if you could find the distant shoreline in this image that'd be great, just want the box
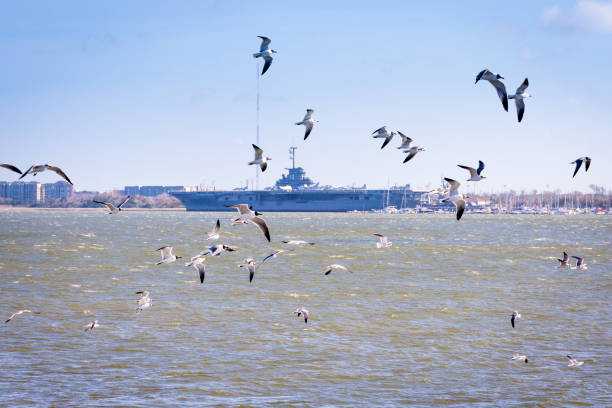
[0,206,186,211]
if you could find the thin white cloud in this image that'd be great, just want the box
[543,1,612,33]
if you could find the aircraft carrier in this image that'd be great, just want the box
[170,147,422,212]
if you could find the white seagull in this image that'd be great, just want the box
[324,264,351,275]
[570,157,591,178]
[475,68,508,111]
[282,240,315,246]
[19,164,73,185]
[249,144,271,172]
[239,258,257,283]
[372,126,396,149]
[226,204,271,242]
[374,233,392,248]
[441,178,468,221]
[5,309,39,323]
[508,78,531,122]
[566,355,584,367]
[207,219,221,241]
[511,311,521,328]
[293,307,310,324]
[194,244,236,258]
[93,195,131,214]
[253,36,276,75]
[83,320,99,332]
[1,163,22,175]
[511,353,528,363]
[295,109,318,140]
[558,251,570,267]
[156,246,182,265]
[457,161,486,181]
[571,256,587,270]
[260,249,293,265]
[136,295,152,312]
[403,145,425,163]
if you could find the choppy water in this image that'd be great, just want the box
[1,210,611,407]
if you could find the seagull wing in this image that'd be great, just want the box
[444,178,461,195]
[397,131,412,145]
[303,109,313,120]
[572,159,583,178]
[117,195,131,209]
[380,134,394,149]
[571,256,583,266]
[193,260,206,283]
[372,126,386,135]
[304,122,313,140]
[585,157,591,172]
[458,165,478,178]
[260,162,268,172]
[477,160,485,175]
[248,264,255,282]
[226,204,252,214]
[258,36,271,52]
[249,216,271,242]
[1,164,22,175]
[516,78,529,94]
[47,166,73,185]
[511,314,515,328]
[19,165,35,180]
[212,219,220,234]
[489,79,508,111]
[158,246,173,258]
[515,98,525,123]
[261,55,273,75]
[475,68,489,83]
[403,151,418,163]
[455,199,466,220]
[93,200,116,211]
[252,144,263,159]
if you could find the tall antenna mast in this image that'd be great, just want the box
[255,62,260,190]
[289,146,297,169]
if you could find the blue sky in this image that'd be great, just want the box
[1,1,611,193]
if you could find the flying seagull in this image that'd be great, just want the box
[324,264,351,275]
[249,144,271,172]
[239,258,257,282]
[83,320,99,332]
[396,132,413,151]
[374,233,392,248]
[372,126,396,149]
[253,36,276,75]
[226,204,271,242]
[5,309,39,323]
[156,246,182,265]
[475,68,508,111]
[571,256,587,270]
[293,307,310,324]
[508,78,531,122]
[511,353,528,363]
[570,157,591,178]
[566,355,584,367]
[403,145,425,163]
[193,244,236,258]
[207,219,221,241]
[93,195,131,214]
[19,164,73,185]
[558,251,569,266]
[1,164,22,175]
[282,240,315,246]
[260,249,292,266]
[457,161,486,181]
[511,311,521,328]
[441,178,468,220]
[188,257,206,283]
[295,109,318,140]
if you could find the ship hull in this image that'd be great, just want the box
[171,190,421,212]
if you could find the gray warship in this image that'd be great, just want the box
[170,147,421,212]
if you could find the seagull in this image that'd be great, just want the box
[511,311,521,328]
[1,163,22,175]
[207,219,221,241]
[93,195,131,214]
[282,240,315,246]
[558,251,570,266]
[441,178,468,220]
[226,204,270,242]
[136,297,152,312]
[475,68,508,111]
[239,258,257,282]
[324,264,351,275]
[566,355,584,367]
[188,257,206,283]
[373,233,392,248]
[253,36,276,75]
[371,126,396,149]
[570,157,591,178]
[5,309,39,323]
[260,249,293,266]
[457,161,486,181]
[293,307,310,324]
[19,164,73,185]
[403,145,425,163]
[511,353,528,363]
[295,109,318,140]
[396,132,413,151]
[571,256,587,270]
[156,246,182,265]
[508,78,531,122]
[195,244,236,258]
[249,144,271,172]
[83,320,99,332]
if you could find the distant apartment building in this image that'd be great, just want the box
[123,185,185,197]
[0,181,43,204]
[42,181,73,201]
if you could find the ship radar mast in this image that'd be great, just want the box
[289,146,297,169]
